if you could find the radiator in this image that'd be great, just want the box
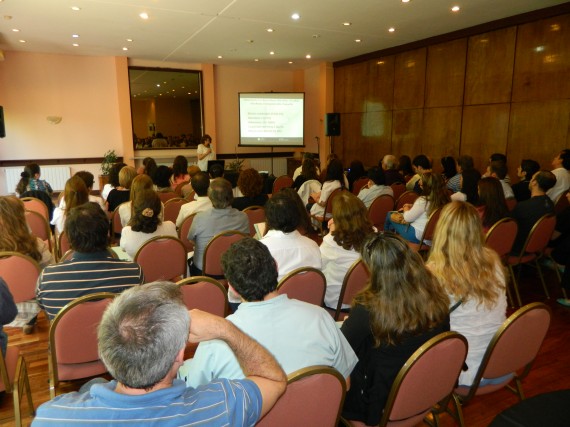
[5,166,71,193]
[248,158,287,177]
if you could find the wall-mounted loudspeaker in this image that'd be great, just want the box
[0,106,5,138]
[325,113,341,137]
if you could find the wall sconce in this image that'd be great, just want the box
[46,116,62,125]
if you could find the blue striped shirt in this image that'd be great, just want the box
[32,379,262,426]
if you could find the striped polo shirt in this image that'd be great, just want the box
[36,251,144,320]
[32,378,262,426]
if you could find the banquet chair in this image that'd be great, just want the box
[407,208,442,257]
[330,259,369,321]
[272,175,294,194]
[48,293,116,398]
[455,303,551,408]
[257,365,346,427]
[243,205,265,237]
[390,183,406,201]
[25,209,54,253]
[395,191,418,210]
[178,213,197,253]
[276,267,326,307]
[134,235,187,282]
[174,180,190,196]
[57,230,71,261]
[344,332,468,427]
[368,194,395,231]
[0,346,34,427]
[505,198,517,211]
[110,202,127,245]
[158,191,178,204]
[163,197,188,224]
[553,190,568,214]
[202,230,248,281]
[20,196,49,221]
[506,214,556,306]
[0,252,41,303]
[352,177,369,195]
[485,218,518,307]
[177,276,228,317]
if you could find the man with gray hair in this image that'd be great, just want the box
[188,177,249,275]
[381,154,405,185]
[33,282,287,426]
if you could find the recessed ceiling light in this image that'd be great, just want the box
[126,38,133,42]
[72,34,79,38]
[254,58,259,62]
[377,61,385,65]
[355,39,361,43]
[19,39,26,43]
[217,55,223,59]
[270,51,275,55]
[139,12,149,19]
[156,84,161,87]
[72,43,79,47]
[12,29,19,32]
[122,47,128,51]
[291,13,300,20]
[402,0,411,3]
[343,22,351,26]
[388,27,395,32]
[305,54,311,59]
[288,61,293,64]
[71,6,81,11]
[451,6,460,12]
[266,28,274,33]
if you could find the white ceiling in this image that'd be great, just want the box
[0,0,566,69]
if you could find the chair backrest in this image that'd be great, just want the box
[158,191,179,203]
[0,345,18,393]
[20,197,49,221]
[352,177,369,195]
[243,205,266,237]
[48,293,116,398]
[456,302,551,403]
[368,194,395,231]
[521,213,556,255]
[0,346,33,426]
[110,202,127,244]
[174,180,190,196]
[380,332,468,427]
[417,207,442,247]
[177,276,228,317]
[554,190,569,214]
[163,197,188,224]
[202,230,248,277]
[276,267,326,307]
[257,366,346,427]
[184,189,196,201]
[134,236,187,282]
[395,191,419,210]
[24,209,53,252]
[273,175,294,194]
[323,188,344,219]
[57,230,71,261]
[390,182,407,201]
[505,198,517,211]
[0,252,41,303]
[485,217,518,260]
[178,214,197,253]
[334,259,369,320]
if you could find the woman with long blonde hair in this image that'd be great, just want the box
[426,201,507,386]
[341,233,449,425]
[51,175,89,234]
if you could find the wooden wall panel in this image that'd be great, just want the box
[507,100,570,172]
[421,107,462,162]
[460,104,510,171]
[333,66,347,113]
[366,57,394,112]
[393,48,427,110]
[343,62,369,113]
[425,39,467,108]
[392,109,423,158]
[464,27,516,105]
[512,14,570,102]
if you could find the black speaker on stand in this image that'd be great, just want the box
[325,113,340,156]
[0,106,5,138]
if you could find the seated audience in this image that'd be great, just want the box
[381,154,405,185]
[484,153,511,184]
[261,191,322,282]
[488,160,514,199]
[346,160,366,192]
[0,279,17,357]
[187,178,249,276]
[321,192,374,310]
[180,238,357,387]
[310,158,345,220]
[510,170,556,254]
[441,156,457,183]
[357,166,394,208]
[384,172,450,244]
[450,168,481,204]
[51,175,90,235]
[547,149,570,202]
[427,201,507,386]
[397,155,415,182]
[512,159,540,202]
[37,202,143,320]
[119,174,156,227]
[292,153,319,181]
[406,154,432,192]
[34,282,286,425]
[120,190,177,260]
[171,155,190,189]
[447,154,474,193]
[280,187,313,236]
[75,171,105,210]
[176,172,212,228]
[341,233,450,425]
[293,157,320,190]
[106,166,137,212]
[232,168,268,211]
[153,165,174,193]
[15,162,53,196]
[137,157,157,180]
[476,177,509,233]
[101,162,126,201]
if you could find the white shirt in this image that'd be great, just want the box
[197,144,215,172]
[175,196,213,228]
[320,233,360,309]
[450,192,467,202]
[357,184,394,209]
[52,195,106,234]
[403,197,430,240]
[101,183,114,201]
[297,179,321,205]
[310,180,341,218]
[120,221,177,260]
[547,167,570,202]
[260,229,322,282]
[501,180,515,199]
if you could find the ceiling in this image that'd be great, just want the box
[0,0,566,70]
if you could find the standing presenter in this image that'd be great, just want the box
[197,134,216,172]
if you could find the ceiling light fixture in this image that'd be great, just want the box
[288,61,293,64]
[305,54,311,59]
[126,38,133,42]
[72,34,79,38]
[343,22,351,26]
[72,43,79,47]
[19,39,26,43]
[270,51,275,55]
[402,0,410,3]
[12,29,19,32]
[254,58,259,62]
[451,6,460,12]
[71,6,81,11]
[291,13,300,20]
[355,39,361,43]
[139,12,149,19]
[122,47,128,51]
[266,28,274,32]
[388,27,395,32]
[217,55,223,58]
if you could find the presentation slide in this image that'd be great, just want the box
[239,93,304,147]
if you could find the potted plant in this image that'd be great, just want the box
[99,150,118,192]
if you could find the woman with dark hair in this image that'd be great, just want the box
[397,155,414,182]
[341,233,450,425]
[120,190,177,259]
[15,162,53,196]
[346,160,366,192]
[293,157,320,190]
[138,157,158,181]
[309,158,345,220]
[451,168,481,204]
[232,168,268,211]
[171,155,190,189]
[477,177,509,232]
[384,172,450,243]
[512,159,540,202]
[441,156,458,182]
[51,175,90,234]
[153,165,174,192]
[279,187,312,236]
[197,134,216,172]
[101,162,126,201]
[321,192,374,310]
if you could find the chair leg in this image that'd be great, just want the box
[535,260,550,299]
[508,265,522,307]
